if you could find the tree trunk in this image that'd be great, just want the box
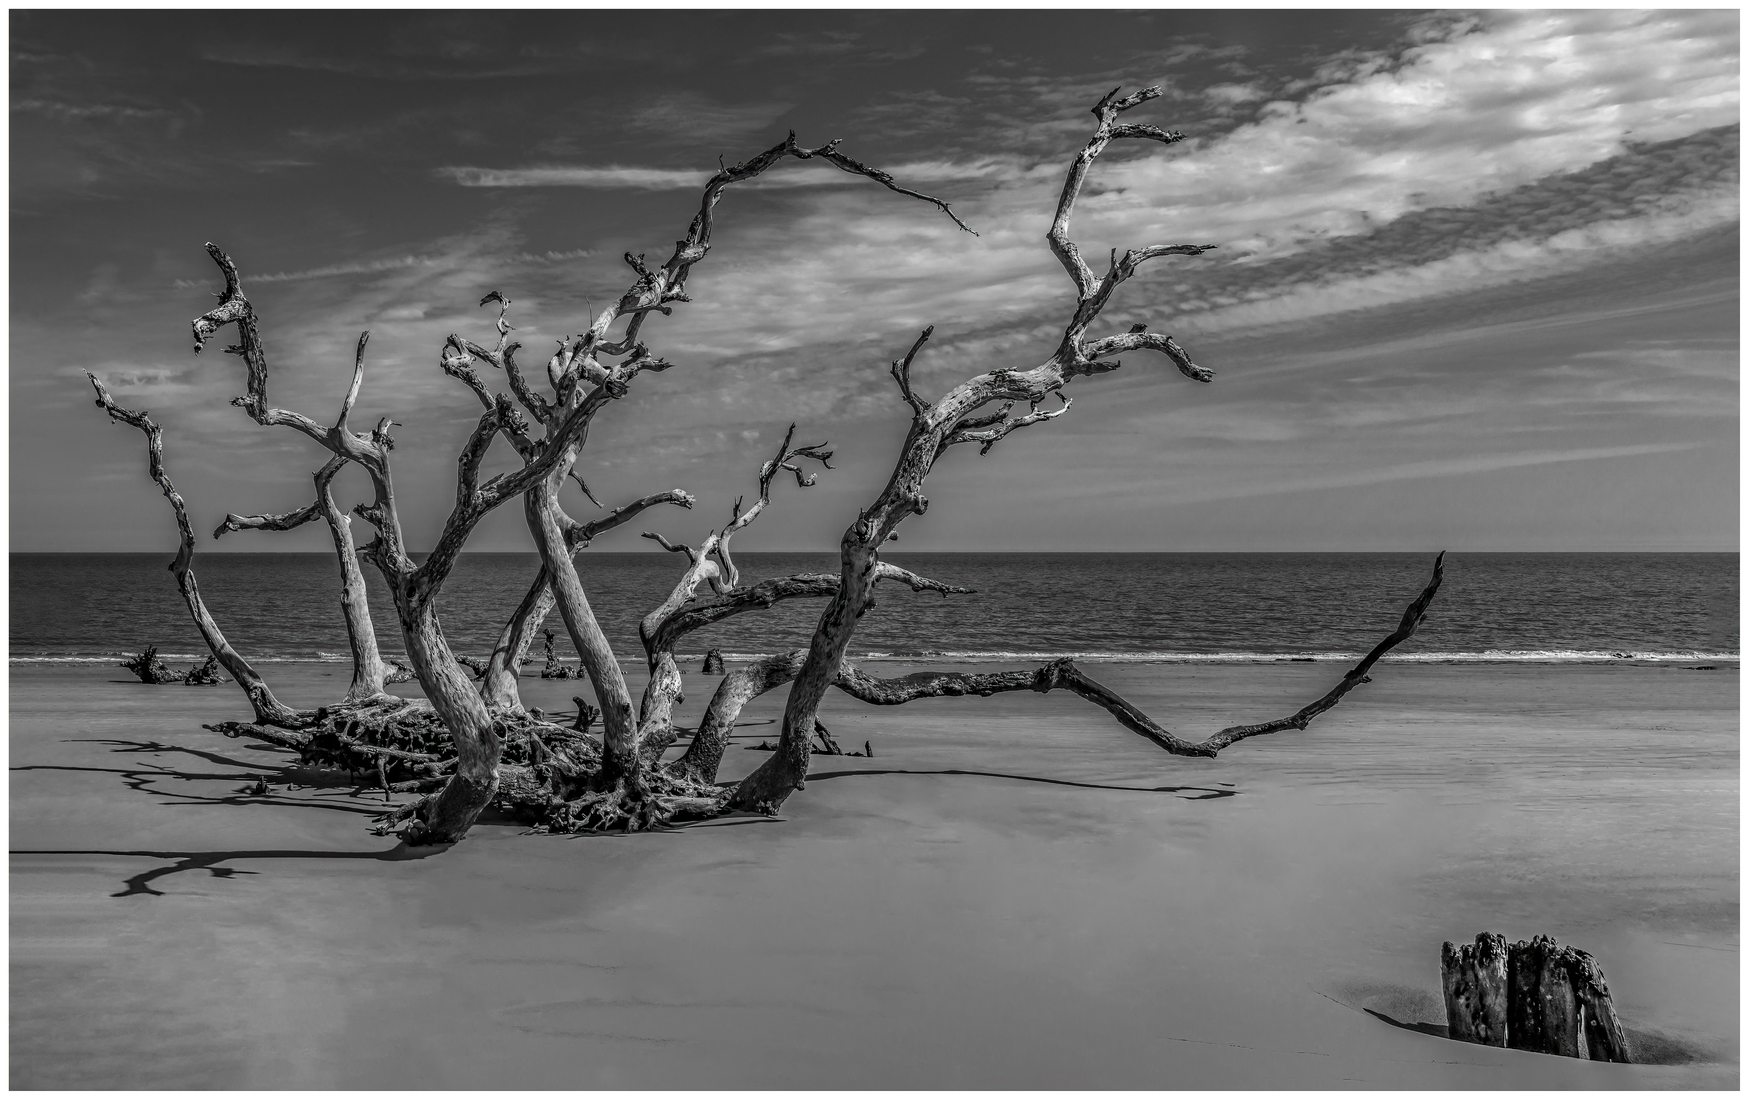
[671,651,808,784]
[482,564,556,710]
[1568,948,1633,1063]
[395,596,501,846]
[636,649,685,754]
[1507,934,1585,1058]
[527,467,641,786]
[316,470,389,703]
[1441,933,1509,1046]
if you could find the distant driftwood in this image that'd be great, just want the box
[1441,933,1631,1062]
[121,646,227,685]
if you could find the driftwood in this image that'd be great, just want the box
[701,648,725,675]
[90,87,1456,847]
[1440,933,1509,1046]
[540,630,582,679]
[121,646,184,684]
[570,696,599,734]
[182,654,226,685]
[1441,932,1632,1062]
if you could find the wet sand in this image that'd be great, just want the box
[9,659,1739,1088]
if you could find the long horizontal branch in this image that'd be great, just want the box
[831,553,1446,756]
[649,562,971,655]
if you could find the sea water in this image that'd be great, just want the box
[9,551,1737,666]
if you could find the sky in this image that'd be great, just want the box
[10,9,1739,553]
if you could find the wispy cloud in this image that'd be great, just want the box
[437,158,1014,190]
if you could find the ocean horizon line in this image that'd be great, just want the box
[9,548,1740,557]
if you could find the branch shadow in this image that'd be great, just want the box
[20,739,404,817]
[1364,1007,1449,1039]
[804,767,1238,799]
[11,843,439,898]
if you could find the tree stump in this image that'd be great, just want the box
[1440,932,1508,1046]
[702,648,725,675]
[571,696,599,734]
[1441,932,1632,1062]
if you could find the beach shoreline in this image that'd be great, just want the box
[9,659,1739,1088]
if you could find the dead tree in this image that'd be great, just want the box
[158,128,970,842]
[474,135,971,830]
[213,454,391,704]
[185,252,638,844]
[92,87,1447,847]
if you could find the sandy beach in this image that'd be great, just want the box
[9,658,1738,1089]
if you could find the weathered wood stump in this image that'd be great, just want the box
[121,646,184,684]
[570,696,599,734]
[541,630,581,679]
[1441,932,1632,1062]
[1440,932,1508,1046]
[384,660,416,685]
[182,654,226,685]
[701,648,725,675]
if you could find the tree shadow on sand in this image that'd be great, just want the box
[12,739,452,897]
[16,739,397,816]
[12,844,442,898]
[805,767,1238,799]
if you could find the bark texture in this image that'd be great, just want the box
[1441,933,1509,1046]
[1441,932,1633,1062]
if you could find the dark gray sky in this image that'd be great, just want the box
[12,10,1739,552]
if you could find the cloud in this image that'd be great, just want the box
[12,98,174,122]
[437,157,1015,190]
[1139,441,1708,507]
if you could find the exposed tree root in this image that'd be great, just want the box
[182,654,227,685]
[121,646,186,684]
[211,697,601,786]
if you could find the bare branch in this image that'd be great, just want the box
[1080,326,1214,383]
[590,132,973,362]
[943,392,1073,455]
[889,325,934,415]
[190,244,385,468]
[647,563,973,667]
[711,423,834,589]
[1199,552,1446,751]
[642,530,698,561]
[335,331,369,435]
[87,373,196,570]
[85,371,304,727]
[440,335,495,410]
[567,489,694,549]
[190,244,332,448]
[1044,86,1210,363]
[214,454,349,539]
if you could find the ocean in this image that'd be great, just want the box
[8,551,1737,667]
